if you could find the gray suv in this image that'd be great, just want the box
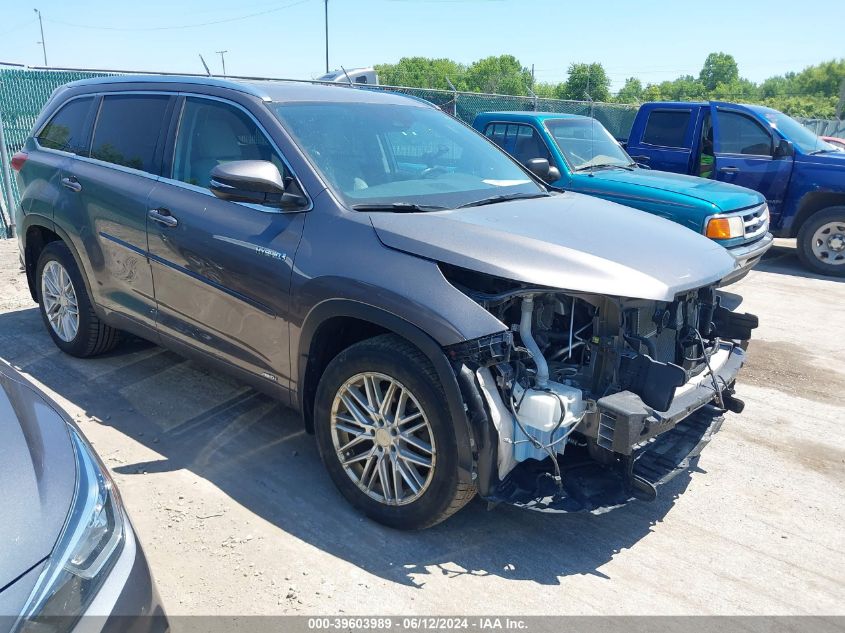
[13,76,757,529]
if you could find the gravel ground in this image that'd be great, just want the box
[0,237,843,617]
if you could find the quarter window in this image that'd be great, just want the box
[91,95,170,173]
[37,97,94,154]
[642,110,691,148]
[716,111,773,156]
[172,97,291,190]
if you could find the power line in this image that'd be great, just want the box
[0,17,36,38]
[43,0,311,32]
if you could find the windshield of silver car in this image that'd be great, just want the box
[271,102,544,209]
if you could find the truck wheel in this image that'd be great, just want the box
[797,207,845,277]
[36,242,120,357]
[314,334,476,529]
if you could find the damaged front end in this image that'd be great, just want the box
[442,263,758,513]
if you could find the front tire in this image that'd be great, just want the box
[314,334,475,529]
[797,207,845,277]
[36,241,120,357]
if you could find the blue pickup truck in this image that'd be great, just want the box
[625,102,845,276]
[473,112,772,283]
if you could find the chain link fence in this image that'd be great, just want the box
[1,66,842,235]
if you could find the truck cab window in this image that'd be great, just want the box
[642,110,691,148]
[716,111,773,156]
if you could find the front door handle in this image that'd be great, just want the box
[60,176,82,193]
[719,166,740,173]
[148,208,178,228]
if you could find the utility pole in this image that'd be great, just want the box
[216,50,228,77]
[34,9,47,66]
[324,0,329,73]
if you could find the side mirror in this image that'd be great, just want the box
[209,160,307,209]
[774,139,794,158]
[524,158,559,183]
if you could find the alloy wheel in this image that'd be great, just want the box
[330,372,436,506]
[41,260,80,342]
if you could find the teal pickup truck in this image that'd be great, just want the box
[473,112,773,282]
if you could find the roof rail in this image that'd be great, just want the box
[62,75,274,101]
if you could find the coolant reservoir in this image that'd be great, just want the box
[512,381,585,462]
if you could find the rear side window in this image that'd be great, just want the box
[642,110,691,148]
[716,111,773,156]
[91,95,170,173]
[37,97,94,153]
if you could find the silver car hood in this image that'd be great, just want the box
[0,364,75,594]
[370,192,737,301]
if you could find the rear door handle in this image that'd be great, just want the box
[148,208,178,228]
[719,166,740,173]
[61,176,82,193]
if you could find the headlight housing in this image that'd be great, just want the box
[705,215,745,240]
[16,426,125,632]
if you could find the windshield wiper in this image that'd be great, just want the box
[808,148,835,155]
[456,192,551,209]
[575,163,634,172]
[351,202,447,213]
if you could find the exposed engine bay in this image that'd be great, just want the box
[441,263,758,512]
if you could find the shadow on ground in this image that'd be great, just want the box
[756,242,844,283]
[0,307,697,587]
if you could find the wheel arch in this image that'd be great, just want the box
[21,216,97,309]
[296,299,477,484]
[791,191,845,237]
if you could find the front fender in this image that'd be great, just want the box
[297,298,480,487]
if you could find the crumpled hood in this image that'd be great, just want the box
[590,168,764,212]
[0,364,75,593]
[370,192,737,301]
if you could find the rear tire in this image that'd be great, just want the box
[36,241,120,357]
[314,334,475,529]
[797,207,845,277]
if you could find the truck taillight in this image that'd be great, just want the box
[11,151,28,172]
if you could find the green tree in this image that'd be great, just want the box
[374,57,466,90]
[615,77,643,103]
[463,55,533,95]
[561,63,611,102]
[642,84,663,102]
[655,75,706,101]
[699,52,739,91]
[533,82,561,98]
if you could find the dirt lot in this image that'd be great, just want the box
[1,237,843,616]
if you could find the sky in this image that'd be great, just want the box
[0,0,841,92]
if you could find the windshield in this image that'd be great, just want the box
[752,107,837,154]
[270,102,542,209]
[545,118,634,171]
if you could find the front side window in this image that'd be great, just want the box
[485,123,554,166]
[172,97,292,190]
[545,118,633,172]
[91,95,170,172]
[716,111,772,156]
[642,110,691,148]
[37,97,94,154]
[271,103,539,209]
